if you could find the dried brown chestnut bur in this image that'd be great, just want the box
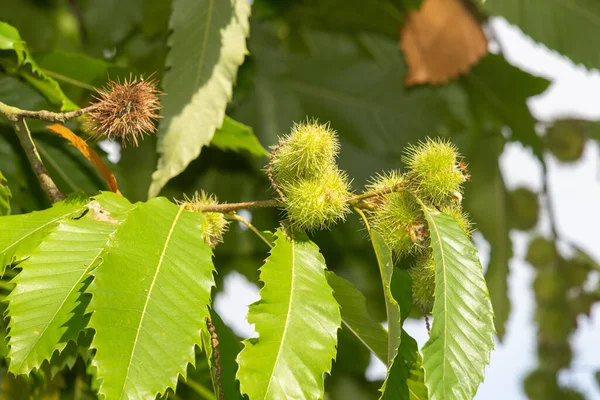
[86,76,162,146]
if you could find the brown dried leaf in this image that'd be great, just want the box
[400,0,488,86]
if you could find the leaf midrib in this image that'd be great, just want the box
[118,206,184,399]
[426,210,448,395]
[193,0,215,89]
[264,239,296,398]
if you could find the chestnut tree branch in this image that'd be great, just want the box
[197,184,404,213]
[0,101,97,124]
[12,118,65,203]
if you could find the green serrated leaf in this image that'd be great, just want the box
[0,21,77,111]
[483,0,600,70]
[88,197,215,399]
[370,230,401,366]
[149,0,251,196]
[0,196,88,272]
[210,116,269,157]
[420,210,495,400]
[0,171,11,215]
[326,271,388,363]
[236,229,341,399]
[5,192,133,375]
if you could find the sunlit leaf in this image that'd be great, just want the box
[88,197,215,399]
[5,193,132,374]
[236,229,341,399]
[149,0,251,196]
[420,209,495,400]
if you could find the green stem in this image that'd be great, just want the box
[228,213,274,248]
[12,118,64,203]
[180,378,217,400]
[42,69,96,91]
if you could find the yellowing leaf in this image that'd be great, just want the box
[46,124,121,194]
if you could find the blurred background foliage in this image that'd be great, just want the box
[0,0,599,399]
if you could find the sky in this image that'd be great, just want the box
[212,17,600,400]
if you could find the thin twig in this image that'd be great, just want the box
[13,118,64,203]
[228,213,274,248]
[347,183,403,206]
[0,101,97,123]
[541,160,559,240]
[353,206,372,234]
[424,314,431,336]
[206,318,223,400]
[198,199,283,213]
[43,69,95,91]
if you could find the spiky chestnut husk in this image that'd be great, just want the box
[271,120,340,184]
[178,191,229,248]
[403,138,466,206]
[370,189,425,257]
[507,187,539,231]
[363,170,404,208]
[526,237,558,269]
[440,204,472,236]
[85,76,162,146]
[283,167,351,232]
[409,252,435,313]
